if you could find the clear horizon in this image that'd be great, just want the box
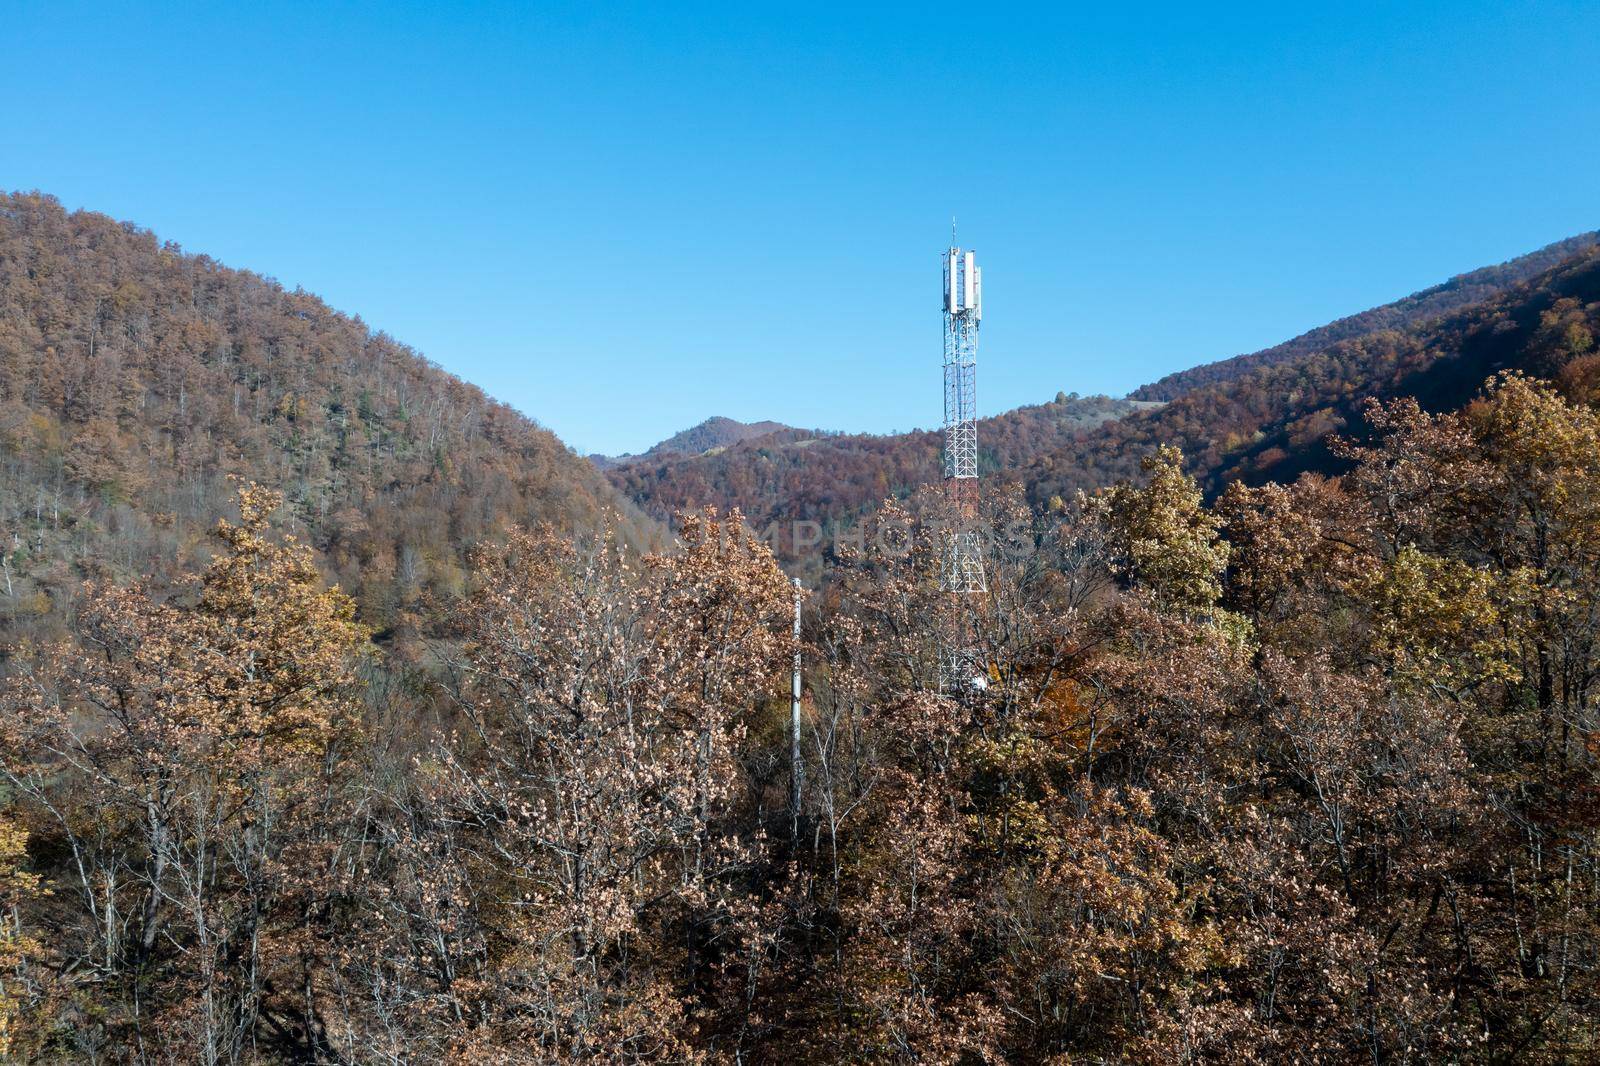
[7,1,1599,455]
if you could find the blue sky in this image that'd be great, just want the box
[5,2,1598,455]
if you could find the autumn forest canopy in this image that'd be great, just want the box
[6,192,1600,1063]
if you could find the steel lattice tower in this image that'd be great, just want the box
[942,243,985,595]
[940,241,986,695]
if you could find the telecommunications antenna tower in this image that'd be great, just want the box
[941,231,986,692]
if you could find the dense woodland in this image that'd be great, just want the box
[1,198,1600,1062]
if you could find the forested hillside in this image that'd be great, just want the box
[0,193,655,646]
[1021,242,1600,507]
[1132,228,1600,401]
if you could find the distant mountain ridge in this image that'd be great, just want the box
[592,415,819,468]
[1132,230,1600,401]
[649,416,810,457]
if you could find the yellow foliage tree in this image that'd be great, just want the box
[1093,445,1230,616]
